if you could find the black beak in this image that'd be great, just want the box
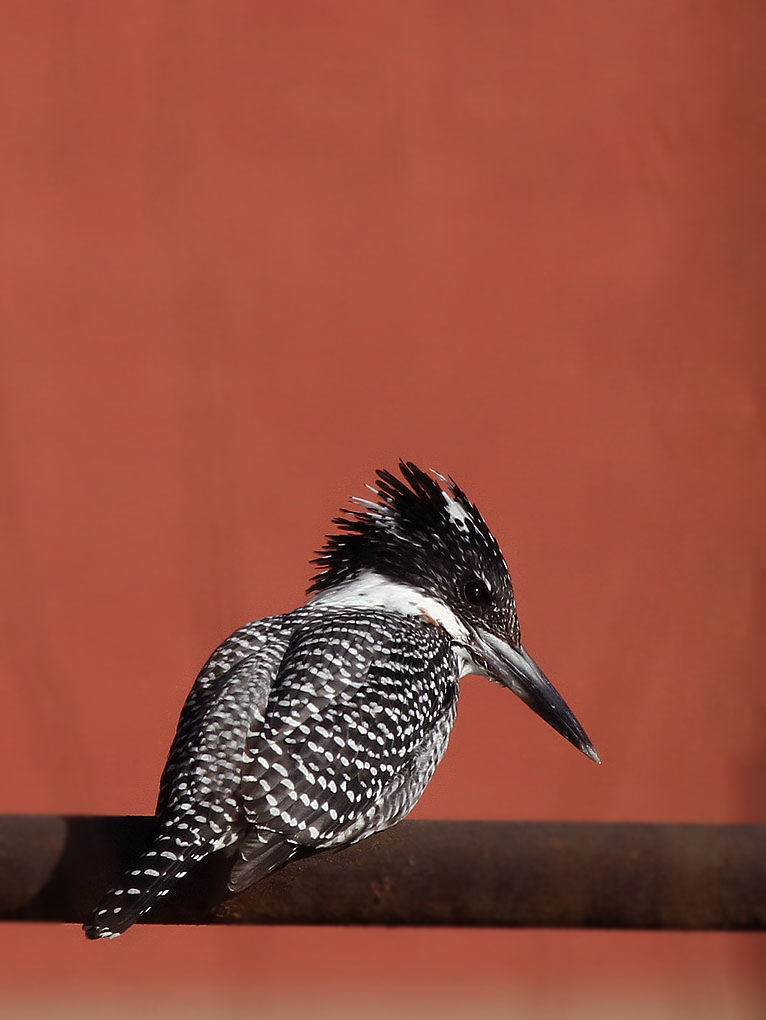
[472,629,600,763]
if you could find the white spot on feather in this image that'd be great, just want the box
[442,492,470,528]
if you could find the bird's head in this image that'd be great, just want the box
[310,461,599,763]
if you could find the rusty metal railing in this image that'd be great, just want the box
[1,816,764,930]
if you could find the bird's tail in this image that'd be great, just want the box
[83,829,204,939]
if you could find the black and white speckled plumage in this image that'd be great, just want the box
[84,462,597,939]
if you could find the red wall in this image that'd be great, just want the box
[1,2,764,1014]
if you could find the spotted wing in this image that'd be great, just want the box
[156,615,295,822]
[236,610,458,875]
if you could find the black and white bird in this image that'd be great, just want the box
[84,462,598,939]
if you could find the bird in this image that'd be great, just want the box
[84,461,598,939]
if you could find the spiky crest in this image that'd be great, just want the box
[308,461,509,607]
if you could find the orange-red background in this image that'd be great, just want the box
[1,2,764,1016]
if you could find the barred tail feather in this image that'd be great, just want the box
[83,831,203,939]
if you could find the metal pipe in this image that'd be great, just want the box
[1,816,764,930]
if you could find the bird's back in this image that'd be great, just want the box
[239,608,459,848]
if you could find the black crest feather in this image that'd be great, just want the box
[308,461,504,595]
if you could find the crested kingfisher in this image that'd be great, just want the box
[85,461,598,938]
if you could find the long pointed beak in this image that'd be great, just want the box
[472,630,600,763]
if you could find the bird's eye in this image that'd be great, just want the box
[463,577,492,606]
